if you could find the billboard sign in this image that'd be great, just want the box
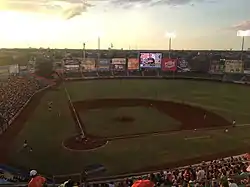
[139,52,162,69]
[97,59,110,71]
[82,58,96,71]
[209,59,225,74]
[111,58,126,65]
[161,58,177,71]
[244,70,250,74]
[127,58,139,70]
[63,58,80,65]
[111,58,126,71]
[177,59,190,72]
[64,64,80,71]
[225,60,244,73]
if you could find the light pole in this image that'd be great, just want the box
[82,42,86,62]
[98,36,100,50]
[165,32,176,58]
[237,30,250,61]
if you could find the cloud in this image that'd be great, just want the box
[227,20,250,31]
[0,0,217,18]
[109,0,216,8]
[0,0,95,19]
[63,2,94,19]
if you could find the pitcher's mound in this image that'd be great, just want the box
[63,135,107,151]
[113,116,135,123]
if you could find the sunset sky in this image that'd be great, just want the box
[0,0,249,50]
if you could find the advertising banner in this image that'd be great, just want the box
[63,58,80,65]
[81,58,96,71]
[111,58,126,65]
[209,59,225,74]
[64,64,80,72]
[177,59,190,72]
[225,60,244,73]
[139,52,162,69]
[244,70,250,74]
[161,58,177,71]
[127,58,139,70]
[97,59,110,71]
[111,58,126,71]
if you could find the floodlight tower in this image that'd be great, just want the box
[237,30,250,61]
[165,32,176,58]
[82,42,86,62]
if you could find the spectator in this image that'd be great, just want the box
[0,75,48,133]
[228,178,238,187]
[28,170,46,187]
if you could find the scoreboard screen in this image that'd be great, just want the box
[139,52,162,68]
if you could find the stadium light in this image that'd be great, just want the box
[237,30,250,60]
[82,42,87,62]
[165,32,176,58]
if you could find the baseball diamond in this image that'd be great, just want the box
[1,78,250,180]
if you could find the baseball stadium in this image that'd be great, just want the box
[0,51,250,186]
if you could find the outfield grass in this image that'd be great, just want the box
[80,107,180,137]
[66,80,250,124]
[7,79,250,177]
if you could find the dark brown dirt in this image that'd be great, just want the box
[73,98,231,130]
[65,98,231,150]
[63,135,107,151]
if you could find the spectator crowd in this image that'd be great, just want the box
[1,155,249,186]
[0,75,49,134]
[84,155,250,187]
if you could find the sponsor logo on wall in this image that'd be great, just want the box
[161,58,177,71]
[224,60,243,73]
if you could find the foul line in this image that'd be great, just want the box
[184,136,211,140]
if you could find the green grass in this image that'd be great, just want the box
[80,107,180,137]
[66,80,250,124]
[7,79,250,177]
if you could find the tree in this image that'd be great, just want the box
[36,60,53,78]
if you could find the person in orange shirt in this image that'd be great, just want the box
[28,170,46,187]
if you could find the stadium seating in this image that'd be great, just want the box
[0,75,49,135]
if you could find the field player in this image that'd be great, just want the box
[48,101,53,111]
[232,119,236,127]
[20,140,33,152]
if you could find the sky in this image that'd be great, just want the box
[0,0,250,50]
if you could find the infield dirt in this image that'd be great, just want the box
[63,98,231,151]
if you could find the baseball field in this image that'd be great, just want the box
[1,79,250,179]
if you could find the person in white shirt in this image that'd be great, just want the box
[232,120,236,127]
[228,178,238,187]
[196,167,205,182]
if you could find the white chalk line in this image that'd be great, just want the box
[184,135,211,140]
[236,124,250,127]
